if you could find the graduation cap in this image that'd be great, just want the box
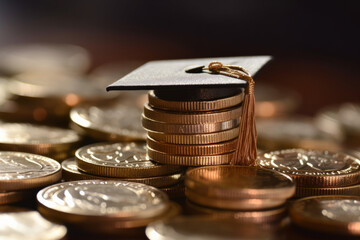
[107,56,272,165]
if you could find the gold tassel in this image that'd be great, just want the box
[206,62,257,166]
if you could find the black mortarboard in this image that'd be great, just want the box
[106,56,272,101]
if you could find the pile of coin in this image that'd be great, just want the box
[257,149,360,198]
[62,142,185,198]
[0,123,81,161]
[0,152,61,205]
[185,165,295,220]
[37,180,181,236]
[143,91,242,166]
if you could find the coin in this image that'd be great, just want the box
[257,149,360,187]
[289,196,360,236]
[0,210,67,240]
[147,127,239,144]
[9,72,116,106]
[147,137,237,155]
[0,43,90,75]
[257,117,342,151]
[295,184,360,198]
[142,115,240,134]
[76,142,183,178]
[37,180,170,227]
[62,158,183,188]
[143,103,242,124]
[186,166,294,199]
[0,152,61,191]
[186,200,286,223]
[70,104,146,141]
[255,84,300,118]
[0,190,35,205]
[0,123,81,155]
[147,147,234,166]
[148,90,243,112]
[146,216,279,240]
[160,183,185,199]
[315,106,345,142]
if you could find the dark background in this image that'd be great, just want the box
[0,0,359,114]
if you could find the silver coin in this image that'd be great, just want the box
[0,152,61,191]
[0,211,67,240]
[257,149,360,176]
[0,123,80,145]
[37,180,169,219]
[70,104,146,141]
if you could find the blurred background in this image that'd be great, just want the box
[0,0,359,114]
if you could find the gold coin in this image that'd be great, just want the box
[62,158,184,188]
[70,104,146,141]
[147,147,233,166]
[0,152,61,191]
[295,184,360,198]
[289,196,360,236]
[186,200,286,223]
[257,149,360,187]
[0,190,35,205]
[147,137,237,156]
[143,103,242,124]
[142,115,240,134]
[75,142,183,178]
[0,210,67,240]
[147,127,239,144]
[37,180,171,229]
[148,90,243,112]
[185,166,295,200]
[186,189,286,210]
[257,117,342,151]
[160,183,185,199]
[0,123,81,156]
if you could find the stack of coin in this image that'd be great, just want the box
[257,117,342,151]
[289,196,360,236]
[62,142,185,198]
[0,123,81,161]
[143,91,242,166]
[37,180,181,236]
[0,152,61,205]
[185,166,295,212]
[3,72,119,125]
[257,149,360,198]
[70,103,147,142]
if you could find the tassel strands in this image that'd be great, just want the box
[206,62,257,165]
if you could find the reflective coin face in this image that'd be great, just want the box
[258,149,360,176]
[76,142,155,168]
[185,166,295,199]
[0,123,80,145]
[146,216,278,240]
[37,180,169,218]
[0,152,61,181]
[70,104,146,140]
[0,211,67,240]
[290,196,360,235]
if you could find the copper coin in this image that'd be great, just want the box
[257,149,360,187]
[185,166,295,200]
[289,195,360,236]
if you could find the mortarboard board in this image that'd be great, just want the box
[107,56,272,101]
[107,56,272,166]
